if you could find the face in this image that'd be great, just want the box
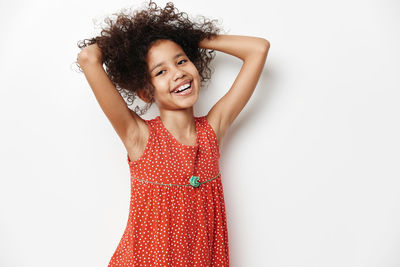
[144,39,201,111]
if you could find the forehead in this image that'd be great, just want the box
[146,39,185,65]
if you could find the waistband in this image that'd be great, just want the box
[131,172,221,187]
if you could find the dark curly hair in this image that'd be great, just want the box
[75,0,223,115]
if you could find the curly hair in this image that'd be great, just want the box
[75,0,223,115]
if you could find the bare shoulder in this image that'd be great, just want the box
[125,110,148,142]
[124,109,150,162]
[205,111,222,147]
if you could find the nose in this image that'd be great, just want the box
[173,67,185,80]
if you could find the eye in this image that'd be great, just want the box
[156,70,165,76]
[178,59,187,65]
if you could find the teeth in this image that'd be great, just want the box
[174,83,191,93]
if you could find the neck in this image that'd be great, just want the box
[159,107,196,137]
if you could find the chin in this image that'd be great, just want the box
[179,94,199,109]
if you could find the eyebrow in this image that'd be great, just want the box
[150,52,186,73]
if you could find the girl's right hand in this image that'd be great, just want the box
[77,43,103,65]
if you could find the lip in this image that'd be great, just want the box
[171,80,192,93]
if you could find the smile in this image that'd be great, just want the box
[172,81,193,96]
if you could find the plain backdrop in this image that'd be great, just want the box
[1,0,399,266]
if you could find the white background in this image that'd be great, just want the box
[1,0,399,266]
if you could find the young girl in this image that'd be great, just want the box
[76,1,269,266]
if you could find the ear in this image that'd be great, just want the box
[137,88,152,103]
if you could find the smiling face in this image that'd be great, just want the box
[144,39,201,111]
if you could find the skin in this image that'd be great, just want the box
[78,34,270,161]
[137,39,201,144]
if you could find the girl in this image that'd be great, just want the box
[76,1,269,266]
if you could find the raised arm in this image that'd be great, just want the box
[77,44,144,148]
[199,34,270,145]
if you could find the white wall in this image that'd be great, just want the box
[1,0,399,266]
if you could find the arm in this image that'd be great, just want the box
[199,34,270,144]
[77,44,143,147]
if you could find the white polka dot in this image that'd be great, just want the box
[108,116,229,266]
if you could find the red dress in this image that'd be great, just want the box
[108,115,230,266]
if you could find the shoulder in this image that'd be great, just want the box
[124,112,154,150]
[204,114,222,147]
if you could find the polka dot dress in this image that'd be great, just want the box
[108,115,230,266]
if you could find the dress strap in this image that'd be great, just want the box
[127,118,153,163]
[201,116,221,159]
